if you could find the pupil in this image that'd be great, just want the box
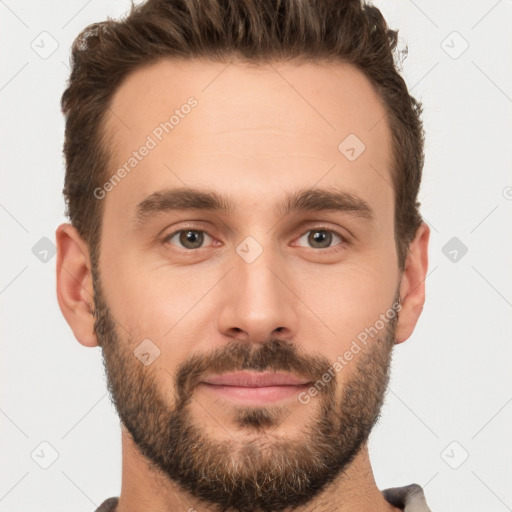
[181,230,203,248]
[310,230,331,248]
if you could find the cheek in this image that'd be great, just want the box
[290,259,398,357]
[100,252,220,378]
[103,264,198,335]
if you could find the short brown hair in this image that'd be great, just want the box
[61,0,424,271]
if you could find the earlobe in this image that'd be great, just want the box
[56,223,100,348]
[395,222,430,344]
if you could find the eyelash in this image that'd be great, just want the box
[161,226,349,253]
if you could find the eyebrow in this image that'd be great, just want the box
[134,186,374,225]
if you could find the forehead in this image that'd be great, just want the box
[102,58,393,222]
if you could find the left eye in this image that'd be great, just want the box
[164,229,213,250]
[296,229,344,250]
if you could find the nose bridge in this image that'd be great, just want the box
[217,237,297,341]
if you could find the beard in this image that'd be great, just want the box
[92,268,398,512]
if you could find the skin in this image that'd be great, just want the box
[56,58,429,512]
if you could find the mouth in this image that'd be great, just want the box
[199,371,312,405]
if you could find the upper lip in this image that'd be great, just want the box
[201,371,311,387]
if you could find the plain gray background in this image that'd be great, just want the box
[1,1,511,511]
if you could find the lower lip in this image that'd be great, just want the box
[199,383,310,405]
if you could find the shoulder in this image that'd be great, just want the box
[94,497,119,512]
[382,483,432,511]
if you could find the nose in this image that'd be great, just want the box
[217,245,299,344]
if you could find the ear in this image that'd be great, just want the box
[56,223,99,347]
[395,221,430,344]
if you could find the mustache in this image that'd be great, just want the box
[174,338,334,402]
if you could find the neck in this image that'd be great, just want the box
[116,428,400,512]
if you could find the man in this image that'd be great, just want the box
[56,0,431,510]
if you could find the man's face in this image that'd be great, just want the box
[94,58,400,510]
